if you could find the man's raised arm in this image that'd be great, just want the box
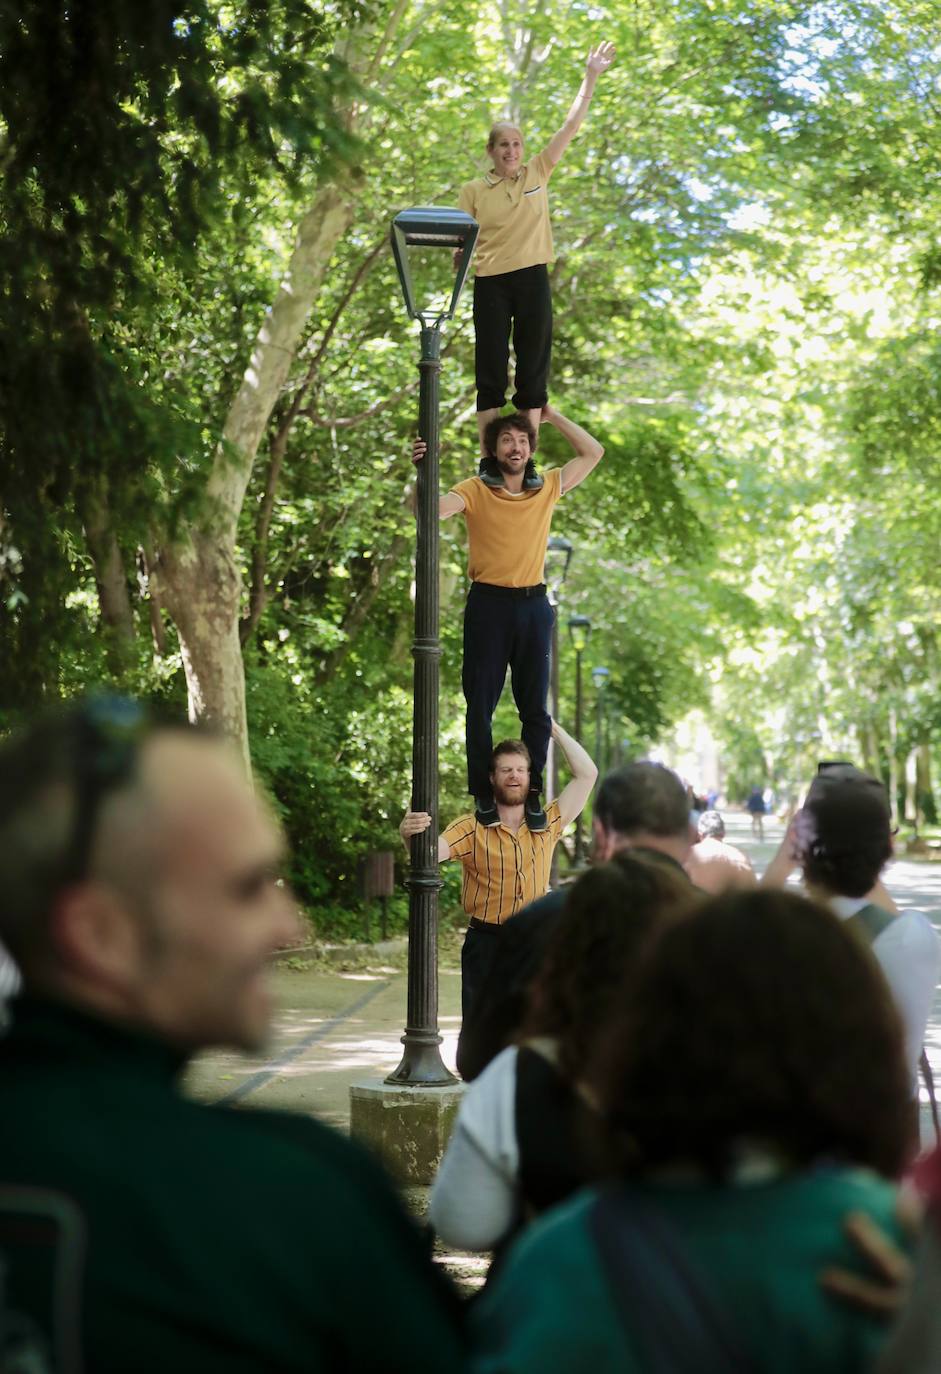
[552,719,598,828]
[543,406,604,494]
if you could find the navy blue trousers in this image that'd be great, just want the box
[463,582,553,797]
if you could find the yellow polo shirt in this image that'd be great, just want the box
[451,468,563,587]
[458,152,554,277]
[443,800,564,924]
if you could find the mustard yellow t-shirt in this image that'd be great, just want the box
[443,800,564,923]
[451,468,563,587]
[458,152,554,277]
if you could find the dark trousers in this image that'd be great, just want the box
[461,921,505,1025]
[473,265,552,412]
[463,582,553,797]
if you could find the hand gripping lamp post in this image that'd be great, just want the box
[388,207,478,1085]
[568,614,592,867]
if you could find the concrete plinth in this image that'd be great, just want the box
[349,1080,465,1186]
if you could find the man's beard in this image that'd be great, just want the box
[497,455,526,476]
[493,778,528,806]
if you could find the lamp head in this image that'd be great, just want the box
[567,613,592,654]
[391,207,479,323]
[545,535,573,592]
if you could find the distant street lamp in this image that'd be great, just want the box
[545,537,573,887]
[591,665,610,778]
[387,206,478,1086]
[568,614,592,866]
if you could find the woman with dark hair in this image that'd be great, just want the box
[429,853,697,1254]
[471,890,915,1373]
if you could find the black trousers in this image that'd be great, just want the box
[461,921,505,1026]
[473,265,552,412]
[463,582,553,797]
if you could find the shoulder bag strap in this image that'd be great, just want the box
[588,1185,759,1374]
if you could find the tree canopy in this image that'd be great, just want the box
[3,0,941,926]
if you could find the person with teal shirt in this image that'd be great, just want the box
[472,890,915,1373]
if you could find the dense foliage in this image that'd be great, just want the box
[3,0,941,929]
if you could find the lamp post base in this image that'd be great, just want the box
[349,1079,465,1186]
[385,1030,459,1087]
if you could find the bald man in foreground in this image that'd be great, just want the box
[0,699,464,1373]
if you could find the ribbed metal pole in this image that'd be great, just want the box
[387,322,456,1085]
[548,603,561,888]
[573,648,585,867]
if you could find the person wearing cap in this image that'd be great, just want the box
[762,764,941,1095]
[456,42,615,456]
[411,405,603,830]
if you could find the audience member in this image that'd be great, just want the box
[763,764,940,1095]
[430,853,698,1254]
[684,809,757,894]
[456,759,695,1080]
[0,699,465,1373]
[472,890,914,1373]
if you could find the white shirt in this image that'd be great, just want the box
[830,895,941,1088]
[429,1045,524,1251]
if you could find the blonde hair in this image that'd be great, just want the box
[487,121,523,150]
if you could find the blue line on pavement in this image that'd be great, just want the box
[214,979,392,1105]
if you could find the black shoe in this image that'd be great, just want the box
[474,794,500,827]
[522,461,544,491]
[525,790,547,831]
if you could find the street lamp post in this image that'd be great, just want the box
[568,614,591,867]
[591,666,610,779]
[387,206,478,1086]
[544,537,573,888]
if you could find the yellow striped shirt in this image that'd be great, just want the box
[442,800,563,924]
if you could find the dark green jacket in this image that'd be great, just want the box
[0,999,466,1373]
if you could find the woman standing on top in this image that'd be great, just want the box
[458,41,615,456]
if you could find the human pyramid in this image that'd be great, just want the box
[401,41,615,1025]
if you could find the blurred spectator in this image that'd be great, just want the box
[0,699,464,1372]
[430,853,698,1253]
[763,764,940,1096]
[472,890,914,1373]
[684,810,757,894]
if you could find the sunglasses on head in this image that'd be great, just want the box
[61,695,148,883]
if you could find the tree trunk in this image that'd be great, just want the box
[917,739,937,825]
[153,7,409,761]
[80,479,136,676]
[154,534,249,769]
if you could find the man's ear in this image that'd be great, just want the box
[592,816,613,862]
[50,884,144,989]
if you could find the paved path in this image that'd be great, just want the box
[187,810,941,1145]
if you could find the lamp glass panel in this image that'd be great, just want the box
[402,244,460,317]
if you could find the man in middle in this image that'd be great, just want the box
[412,403,603,831]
